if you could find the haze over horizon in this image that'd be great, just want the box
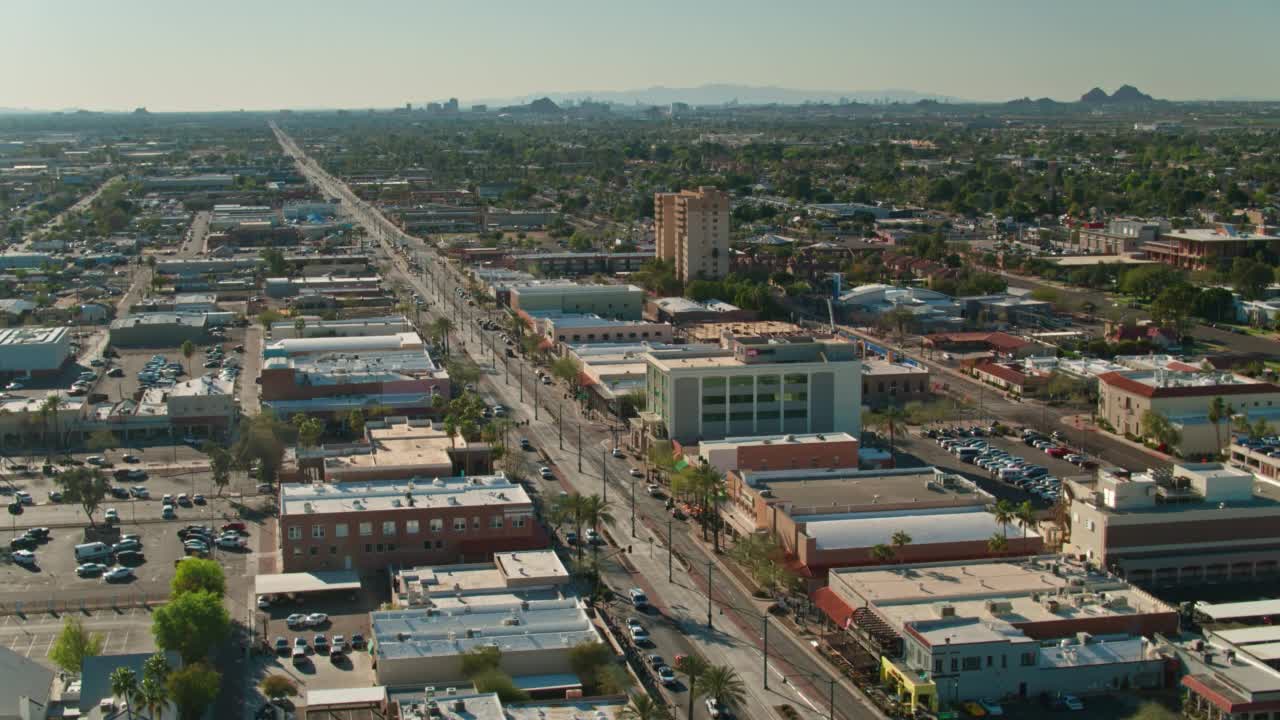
[4,0,1279,112]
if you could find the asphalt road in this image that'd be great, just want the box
[274,122,882,720]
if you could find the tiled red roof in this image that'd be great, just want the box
[812,587,855,628]
[925,331,1030,352]
[1097,371,1280,399]
[975,363,1029,385]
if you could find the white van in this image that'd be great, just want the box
[74,542,111,562]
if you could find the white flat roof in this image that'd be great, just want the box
[254,570,362,596]
[306,686,387,707]
[1198,599,1280,621]
[281,475,531,516]
[804,506,1025,551]
[1213,626,1280,646]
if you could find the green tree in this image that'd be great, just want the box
[567,640,615,693]
[1208,396,1229,455]
[1015,500,1037,539]
[166,662,220,720]
[619,692,672,720]
[51,616,104,674]
[171,558,226,598]
[699,665,746,715]
[459,646,502,678]
[180,340,195,377]
[471,668,530,702]
[202,443,232,497]
[1140,409,1181,451]
[550,355,583,388]
[56,467,110,527]
[347,409,366,437]
[675,654,710,720]
[293,316,307,336]
[257,309,282,330]
[870,543,895,564]
[446,356,482,387]
[863,405,906,468]
[992,499,1016,539]
[291,413,325,448]
[87,429,119,453]
[259,247,287,276]
[890,529,913,554]
[152,591,231,663]
[110,667,140,719]
[260,675,299,704]
[231,410,289,484]
[987,533,1009,554]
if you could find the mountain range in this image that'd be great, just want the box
[470,83,962,108]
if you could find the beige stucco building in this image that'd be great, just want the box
[1096,369,1280,456]
[654,186,729,282]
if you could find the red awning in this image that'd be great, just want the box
[812,587,855,628]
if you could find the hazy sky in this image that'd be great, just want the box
[4,0,1277,111]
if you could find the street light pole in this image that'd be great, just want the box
[668,515,673,583]
[519,364,524,403]
[577,423,582,473]
[630,479,636,538]
[763,614,769,690]
[558,400,563,451]
[601,448,608,503]
[706,560,714,629]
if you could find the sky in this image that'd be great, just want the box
[3,0,1278,111]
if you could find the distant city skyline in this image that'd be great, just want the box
[3,0,1278,112]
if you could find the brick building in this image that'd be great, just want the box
[277,474,544,573]
[695,432,859,475]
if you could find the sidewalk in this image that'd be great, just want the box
[1059,413,1175,464]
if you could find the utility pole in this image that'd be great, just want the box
[601,448,608,503]
[763,615,769,689]
[577,423,582,472]
[558,400,563,450]
[519,364,524,403]
[667,515,673,582]
[630,478,636,537]
[706,560,714,629]
[534,374,539,420]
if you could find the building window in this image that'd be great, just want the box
[359,522,372,536]
[933,659,943,674]
[335,523,348,538]
[513,516,526,528]
[406,520,420,534]
[454,518,467,531]
[962,657,980,671]
[758,410,780,420]
[383,521,396,536]
[364,544,372,553]
[375,543,384,552]
[330,546,337,555]
[387,543,397,552]
[950,658,958,672]
[309,547,318,556]
[1020,652,1036,666]
[491,516,503,529]
[292,547,302,556]
[703,412,725,423]
[287,526,301,540]
[784,409,807,419]
[431,518,444,533]
[730,411,752,421]
[472,517,480,529]
[436,540,446,549]
[423,541,432,550]
[311,525,324,539]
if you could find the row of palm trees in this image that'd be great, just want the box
[550,491,614,563]
[109,654,170,720]
[616,656,747,720]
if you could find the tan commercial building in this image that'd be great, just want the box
[654,186,730,282]
[1096,369,1280,456]
[1064,463,1280,587]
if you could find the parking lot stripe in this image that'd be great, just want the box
[22,634,37,657]
[102,631,114,653]
[121,629,131,652]
[42,634,53,657]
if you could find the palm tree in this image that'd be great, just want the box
[294,316,307,337]
[987,533,1009,555]
[618,692,671,720]
[1208,396,1227,455]
[699,665,746,717]
[870,543,895,564]
[890,530,912,555]
[580,493,615,564]
[110,667,139,720]
[431,317,454,355]
[992,499,1015,539]
[180,339,195,378]
[675,654,710,720]
[1014,500,1036,539]
[865,405,906,468]
[39,394,65,460]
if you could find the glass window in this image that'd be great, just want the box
[513,516,526,528]
[293,547,302,556]
[287,526,301,540]
[382,521,396,536]
[436,540,446,549]
[454,518,467,531]
[431,518,443,532]
[783,391,808,402]
[730,411,753,421]
[364,544,372,553]
[757,393,777,403]
[729,393,753,404]
[702,377,726,392]
[335,523,348,538]
[330,546,337,555]
[702,412,725,423]
[757,410,780,420]
[406,520,419,534]
[784,373,808,385]
[309,547,318,556]
[1021,652,1036,666]
[472,517,481,529]
[359,522,372,536]
[490,516,503,529]
[702,395,725,407]
[962,657,981,671]
[375,543,384,553]
[758,376,779,387]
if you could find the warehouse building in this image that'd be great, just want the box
[0,326,72,378]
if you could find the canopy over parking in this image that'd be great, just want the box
[255,570,361,596]
[1196,599,1280,622]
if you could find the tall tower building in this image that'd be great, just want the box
[653,186,729,283]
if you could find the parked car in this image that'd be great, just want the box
[104,566,134,583]
[657,665,677,686]
[77,562,108,577]
[11,550,36,566]
[104,508,119,523]
[979,698,1004,716]
[306,613,329,627]
[222,521,247,533]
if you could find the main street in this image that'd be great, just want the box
[272,123,879,720]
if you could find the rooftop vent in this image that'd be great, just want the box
[303,502,314,513]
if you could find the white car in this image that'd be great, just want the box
[104,566,134,583]
[4,382,23,391]
[611,447,624,458]
[216,536,245,550]
[104,508,120,523]
[306,613,329,627]
[257,595,271,609]
[286,614,307,628]
[11,550,36,566]
[629,468,643,478]
[646,483,661,497]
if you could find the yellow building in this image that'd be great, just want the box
[654,186,729,283]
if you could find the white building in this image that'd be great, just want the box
[0,326,72,377]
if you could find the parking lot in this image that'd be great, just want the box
[254,585,383,693]
[0,498,261,602]
[109,341,245,408]
[0,608,158,669]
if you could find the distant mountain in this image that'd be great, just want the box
[1006,97,1061,107]
[1080,85,1157,103]
[498,97,561,114]
[473,83,961,108]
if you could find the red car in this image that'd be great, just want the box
[1046,447,1071,458]
[221,521,247,533]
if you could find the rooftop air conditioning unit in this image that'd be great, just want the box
[937,604,956,618]
[1044,599,1061,613]
[985,600,1014,616]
